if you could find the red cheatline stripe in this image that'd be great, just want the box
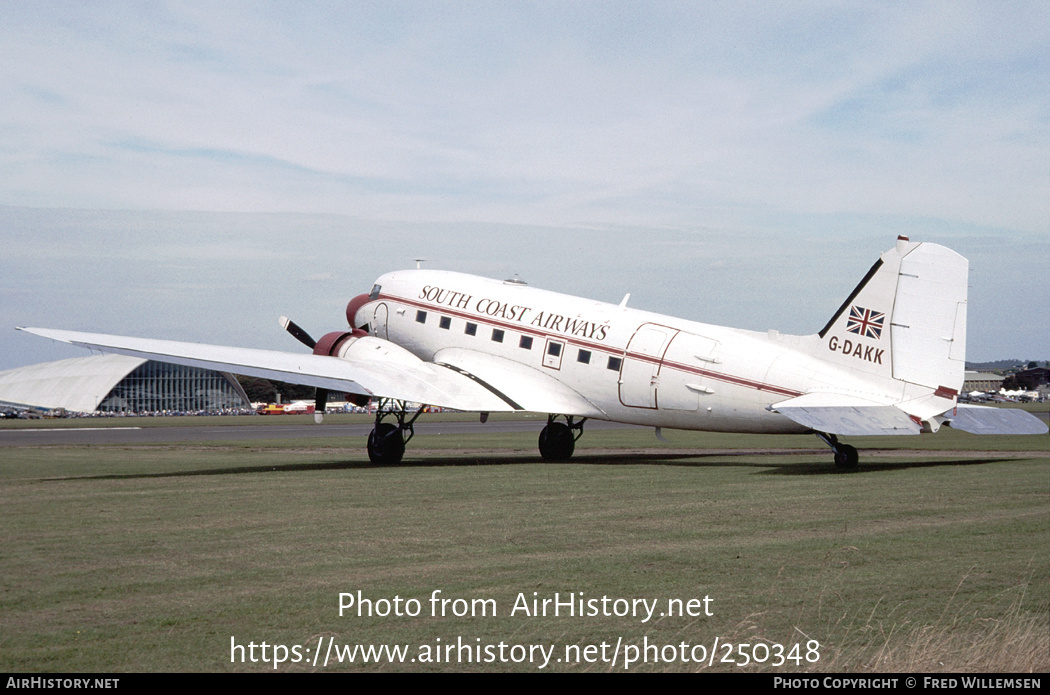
[380,293,803,399]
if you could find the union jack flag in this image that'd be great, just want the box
[846,306,885,340]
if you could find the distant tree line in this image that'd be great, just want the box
[235,376,315,403]
[966,359,1048,372]
[968,360,1024,370]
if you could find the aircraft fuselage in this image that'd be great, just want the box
[21,240,1046,467]
[355,269,882,434]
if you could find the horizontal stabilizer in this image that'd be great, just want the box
[945,405,1049,435]
[771,393,920,436]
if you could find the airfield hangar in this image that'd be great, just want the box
[0,354,251,414]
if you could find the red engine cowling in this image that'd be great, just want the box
[345,294,373,330]
[312,329,371,407]
[312,330,367,358]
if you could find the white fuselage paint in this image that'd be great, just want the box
[353,270,895,435]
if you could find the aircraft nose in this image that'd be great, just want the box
[345,293,372,329]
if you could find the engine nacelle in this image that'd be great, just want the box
[312,329,367,357]
[312,329,371,407]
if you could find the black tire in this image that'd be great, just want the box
[538,422,575,461]
[367,423,405,465]
[834,444,859,469]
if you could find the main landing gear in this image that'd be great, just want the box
[367,398,423,465]
[364,406,589,465]
[815,432,859,469]
[538,415,587,461]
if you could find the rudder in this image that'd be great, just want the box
[889,242,967,392]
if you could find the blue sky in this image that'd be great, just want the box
[1,1,1047,368]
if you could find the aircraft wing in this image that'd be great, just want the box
[769,392,921,436]
[16,327,517,413]
[433,347,607,418]
[944,404,1049,435]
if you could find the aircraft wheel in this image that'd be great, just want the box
[538,422,575,461]
[368,423,405,465]
[834,444,859,469]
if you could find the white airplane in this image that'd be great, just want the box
[18,236,1047,467]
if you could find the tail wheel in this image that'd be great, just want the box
[538,422,575,461]
[816,432,861,470]
[368,422,405,465]
[834,444,859,469]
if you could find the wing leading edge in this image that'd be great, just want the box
[16,327,516,413]
[434,347,606,418]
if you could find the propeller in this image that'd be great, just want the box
[279,316,327,423]
[279,316,316,350]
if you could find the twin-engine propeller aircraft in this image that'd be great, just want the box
[18,237,1046,467]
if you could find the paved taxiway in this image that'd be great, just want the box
[2,409,1045,447]
[0,418,639,446]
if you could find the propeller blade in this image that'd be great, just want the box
[279,316,316,349]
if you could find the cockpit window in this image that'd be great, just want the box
[369,284,381,300]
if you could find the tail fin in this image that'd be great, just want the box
[816,237,968,394]
[785,239,1048,437]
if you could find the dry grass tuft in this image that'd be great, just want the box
[814,573,1049,673]
[837,608,1049,672]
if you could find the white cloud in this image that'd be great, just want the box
[0,3,1046,368]
[2,2,1047,228]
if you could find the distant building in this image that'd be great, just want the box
[962,371,1005,393]
[1014,367,1050,390]
[0,354,251,414]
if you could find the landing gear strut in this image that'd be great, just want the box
[367,399,423,465]
[815,432,859,469]
[538,415,586,461]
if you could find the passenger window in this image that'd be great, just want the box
[439,316,451,330]
[492,329,505,343]
[607,356,622,371]
[465,322,477,336]
[577,349,591,364]
[519,336,533,350]
[547,342,561,357]
[416,310,427,323]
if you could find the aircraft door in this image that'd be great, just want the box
[619,324,674,408]
[373,303,388,340]
[659,332,720,411]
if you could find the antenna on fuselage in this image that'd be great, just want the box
[415,258,427,269]
[503,274,527,286]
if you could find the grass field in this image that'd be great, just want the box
[1,414,1047,672]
